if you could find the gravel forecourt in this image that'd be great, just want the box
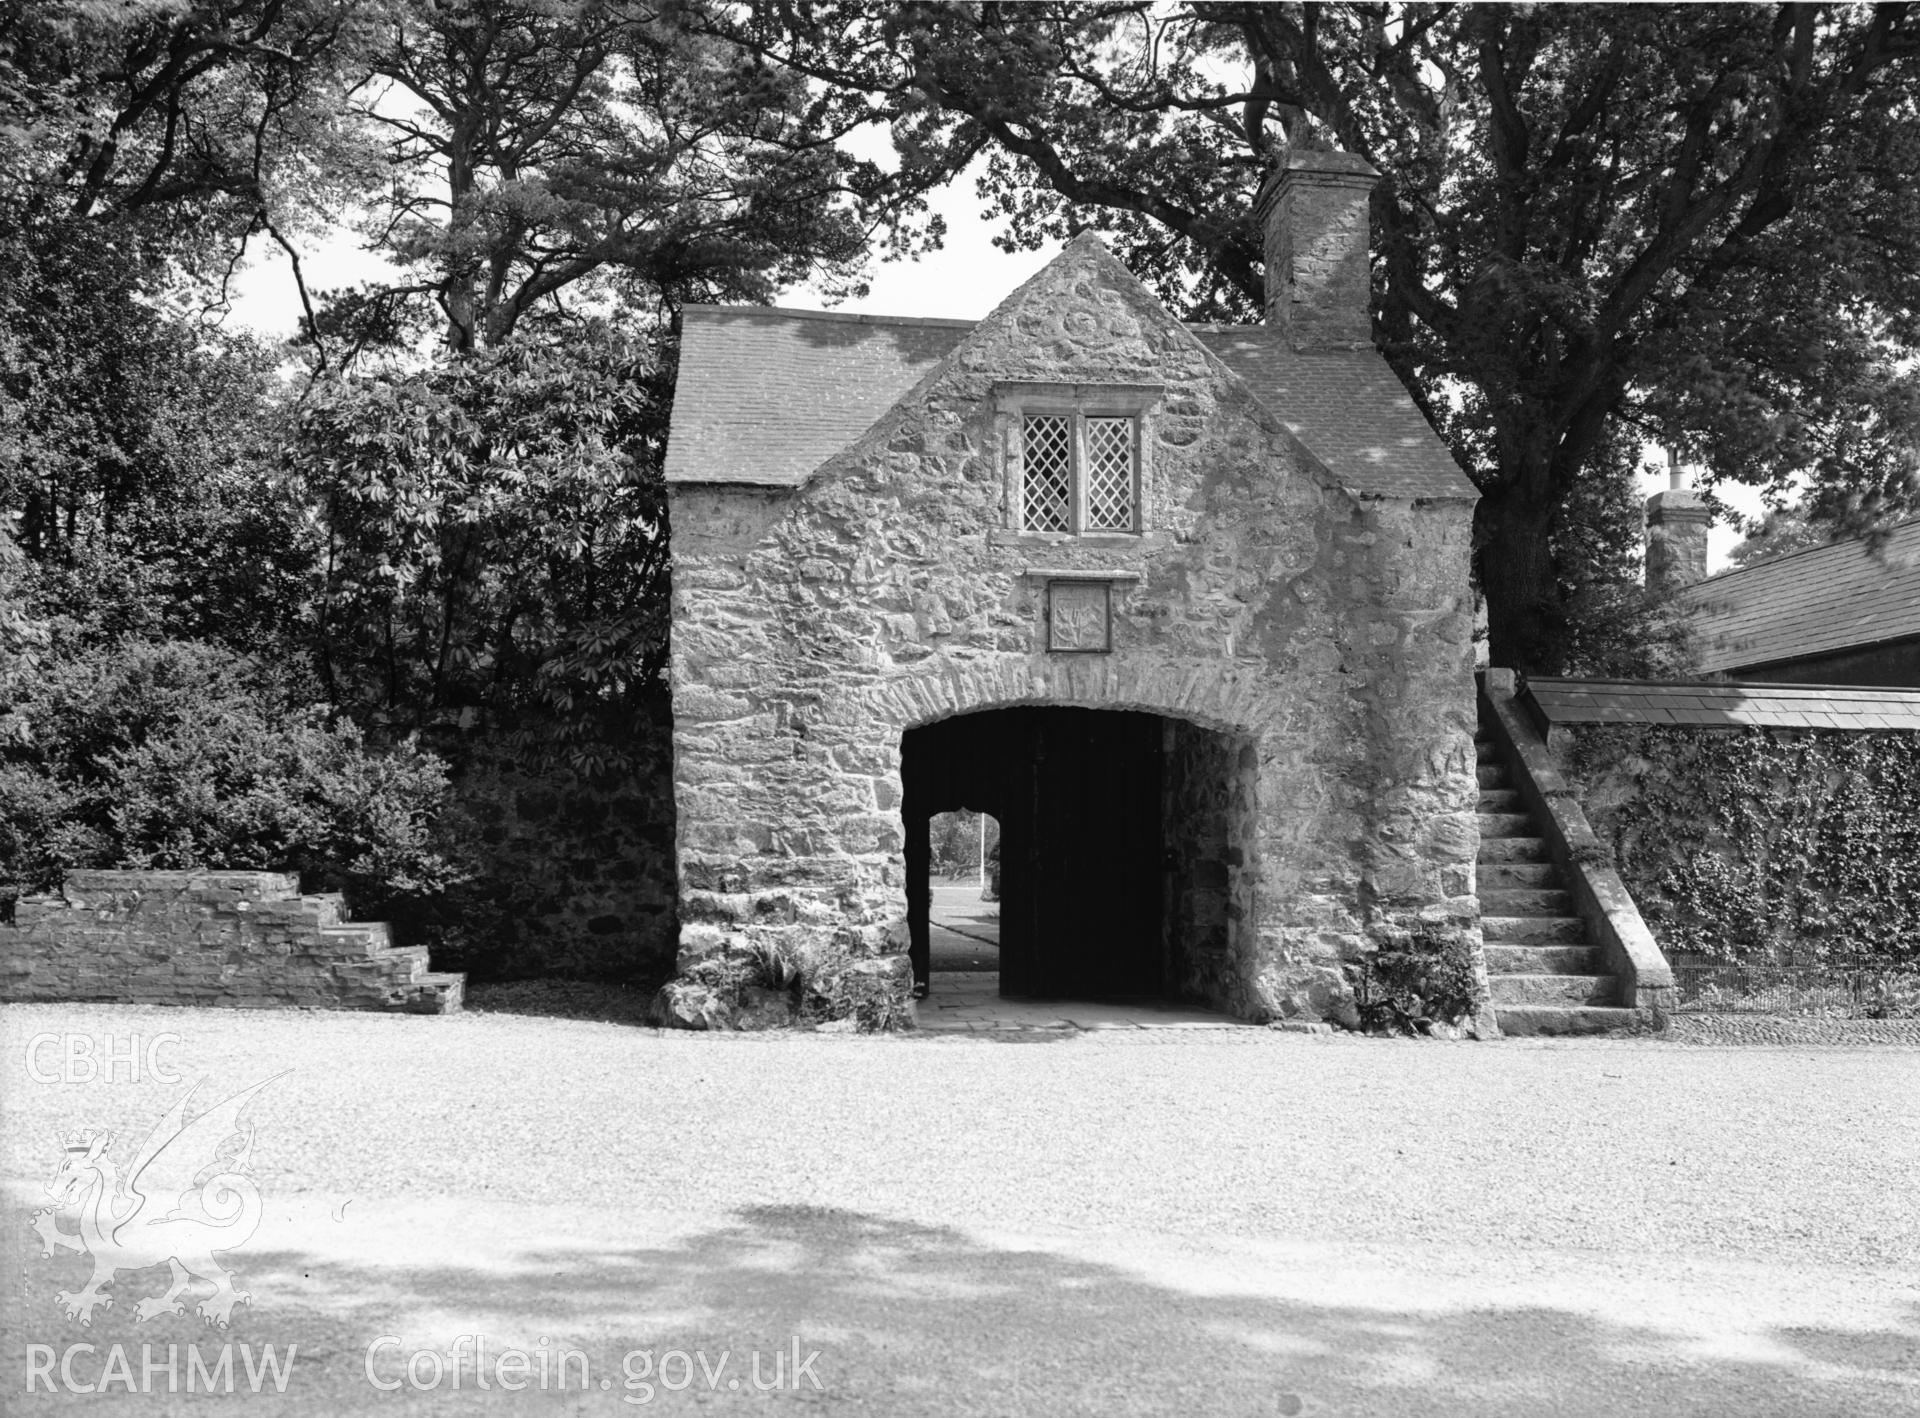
[3,1000,1917,1417]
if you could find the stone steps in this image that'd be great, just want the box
[1,870,464,1014]
[1481,886,1574,916]
[412,973,465,1013]
[1479,862,1560,890]
[1477,835,1552,864]
[319,921,394,952]
[1476,811,1536,839]
[1485,943,1605,974]
[373,943,432,970]
[297,893,347,927]
[333,943,464,1013]
[1487,971,1619,1005]
[1494,1005,1644,1037]
[1483,914,1589,943]
[1476,726,1633,1035]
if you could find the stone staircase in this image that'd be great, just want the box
[304,892,467,1014]
[1476,729,1639,1036]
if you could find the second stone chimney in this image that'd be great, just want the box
[1645,453,1712,593]
[1254,148,1380,351]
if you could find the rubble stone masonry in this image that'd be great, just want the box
[667,237,1481,1024]
[1,870,464,1012]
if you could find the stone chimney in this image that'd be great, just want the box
[1645,452,1711,593]
[1254,148,1380,351]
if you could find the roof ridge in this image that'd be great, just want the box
[1688,513,1920,588]
[680,303,978,331]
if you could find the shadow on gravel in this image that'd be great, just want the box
[464,979,660,1026]
[11,1205,1912,1415]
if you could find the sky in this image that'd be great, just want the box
[226,166,1758,572]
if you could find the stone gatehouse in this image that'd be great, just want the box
[661,150,1483,1026]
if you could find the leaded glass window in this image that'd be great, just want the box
[1084,417,1134,531]
[1019,413,1137,534]
[1022,415,1074,533]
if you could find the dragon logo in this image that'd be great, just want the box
[30,1075,282,1328]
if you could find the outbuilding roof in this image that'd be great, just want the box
[665,304,1476,501]
[1524,676,1920,732]
[1678,518,1920,673]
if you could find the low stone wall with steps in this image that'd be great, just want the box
[0,871,463,1013]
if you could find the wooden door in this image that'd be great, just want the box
[905,707,1166,1000]
[1008,708,1165,998]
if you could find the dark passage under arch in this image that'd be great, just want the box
[903,706,1252,1003]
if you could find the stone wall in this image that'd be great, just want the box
[0,870,463,1012]
[450,735,677,983]
[1161,719,1260,1009]
[667,237,1481,1025]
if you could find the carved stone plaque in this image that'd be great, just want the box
[1047,579,1112,653]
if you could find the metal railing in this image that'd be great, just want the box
[1669,963,1920,1018]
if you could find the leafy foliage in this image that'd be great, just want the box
[1343,924,1484,1036]
[707,3,1920,670]
[0,637,465,918]
[293,329,669,774]
[1723,504,1838,571]
[928,809,997,879]
[0,521,49,674]
[0,199,312,651]
[1573,726,1920,968]
[0,0,372,274]
[1542,431,1694,677]
[6,0,946,362]
[309,0,943,358]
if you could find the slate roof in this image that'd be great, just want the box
[1678,518,1920,673]
[665,306,969,488]
[665,304,1476,500]
[1188,326,1473,499]
[1524,676,1920,732]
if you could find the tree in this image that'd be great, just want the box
[1549,432,1693,678]
[708,2,1920,670]
[1723,503,1838,570]
[275,0,964,769]
[291,331,670,771]
[309,0,943,359]
[0,0,372,286]
[0,198,313,651]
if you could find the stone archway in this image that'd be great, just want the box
[867,654,1289,744]
[900,704,1259,1010]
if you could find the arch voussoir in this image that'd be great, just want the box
[865,653,1274,738]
